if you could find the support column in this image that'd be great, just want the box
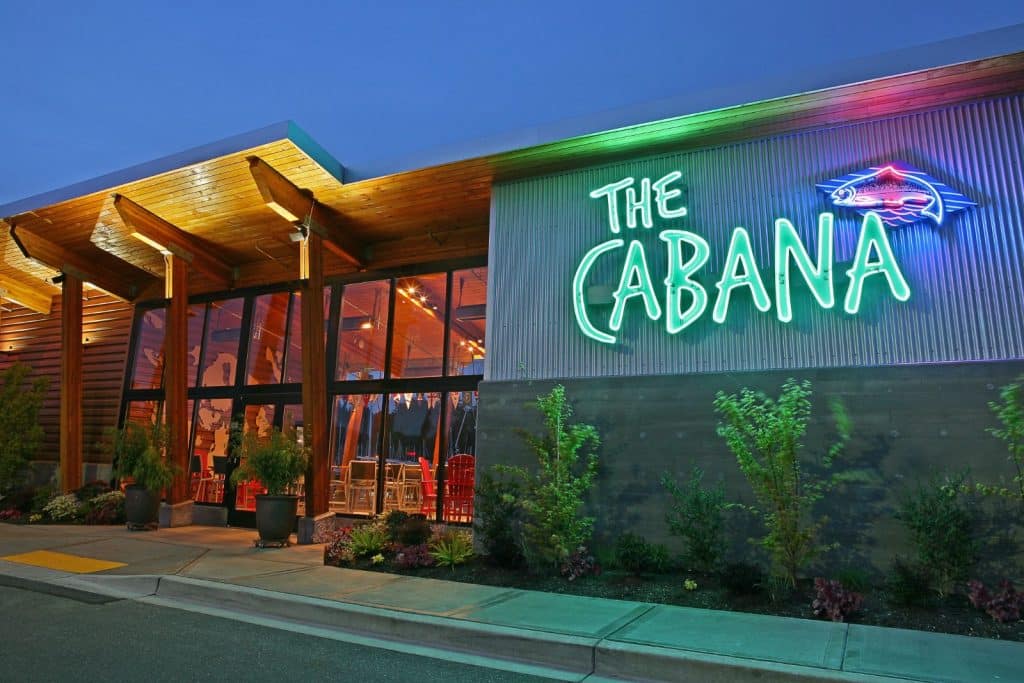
[165,254,190,508]
[301,232,328,518]
[60,273,83,493]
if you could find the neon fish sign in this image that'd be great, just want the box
[816,162,975,228]
[573,171,911,345]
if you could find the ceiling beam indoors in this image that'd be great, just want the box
[113,194,236,290]
[247,156,365,269]
[8,222,150,302]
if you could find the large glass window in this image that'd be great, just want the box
[187,304,206,387]
[336,280,390,381]
[246,292,290,385]
[390,273,446,378]
[130,309,166,389]
[284,292,303,384]
[329,394,383,515]
[200,298,244,387]
[448,268,487,376]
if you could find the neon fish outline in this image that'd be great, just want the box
[817,162,975,228]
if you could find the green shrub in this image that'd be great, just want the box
[981,378,1024,504]
[31,483,57,515]
[897,472,976,596]
[396,516,433,546]
[74,480,112,502]
[501,385,600,572]
[662,466,731,572]
[108,422,178,492]
[0,363,48,494]
[474,469,524,568]
[886,558,933,607]
[83,490,125,525]
[231,428,308,495]
[614,532,671,575]
[834,567,873,594]
[714,378,851,587]
[430,530,474,569]
[348,522,389,558]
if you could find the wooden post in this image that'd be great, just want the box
[165,254,190,504]
[60,274,83,493]
[301,232,328,516]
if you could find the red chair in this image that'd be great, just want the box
[418,457,437,518]
[443,454,475,523]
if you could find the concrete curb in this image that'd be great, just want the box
[154,575,599,676]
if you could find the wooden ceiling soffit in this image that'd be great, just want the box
[0,272,53,314]
[113,193,236,289]
[9,224,151,302]
[247,156,365,268]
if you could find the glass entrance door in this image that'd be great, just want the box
[228,395,303,527]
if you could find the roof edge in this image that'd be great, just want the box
[0,120,344,219]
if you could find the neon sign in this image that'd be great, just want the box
[816,162,975,228]
[573,171,913,345]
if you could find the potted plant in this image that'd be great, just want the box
[108,422,176,530]
[230,428,308,546]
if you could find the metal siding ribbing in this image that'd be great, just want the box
[488,96,1024,381]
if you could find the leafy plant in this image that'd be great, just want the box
[396,516,433,546]
[714,378,851,587]
[967,579,1024,623]
[430,530,474,568]
[348,522,389,558]
[834,567,873,594]
[720,562,765,596]
[614,532,671,575]
[897,472,976,596]
[662,466,732,572]
[501,385,600,572]
[83,490,125,525]
[108,422,177,492]
[322,527,354,566]
[0,363,48,494]
[979,379,1024,504]
[43,493,82,522]
[393,543,436,569]
[886,558,933,607]
[0,508,23,521]
[74,480,112,502]
[230,427,308,495]
[560,546,600,581]
[812,577,864,622]
[30,483,57,515]
[474,469,524,568]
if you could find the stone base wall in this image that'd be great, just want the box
[477,360,1024,575]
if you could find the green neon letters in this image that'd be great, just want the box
[713,227,772,324]
[661,230,709,333]
[775,214,835,323]
[844,211,911,314]
[573,169,913,343]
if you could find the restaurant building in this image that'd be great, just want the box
[1,46,1022,557]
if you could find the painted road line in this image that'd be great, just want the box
[1,550,126,574]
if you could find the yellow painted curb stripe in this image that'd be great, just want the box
[1,550,127,574]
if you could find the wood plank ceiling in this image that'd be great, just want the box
[1,50,1021,304]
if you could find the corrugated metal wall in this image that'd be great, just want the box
[487,95,1024,381]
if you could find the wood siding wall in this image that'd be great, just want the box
[0,292,133,470]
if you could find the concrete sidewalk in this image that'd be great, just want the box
[0,524,1020,682]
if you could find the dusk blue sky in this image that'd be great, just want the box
[2,1,1024,205]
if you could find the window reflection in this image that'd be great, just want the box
[125,400,160,425]
[246,292,290,384]
[391,273,446,378]
[337,281,389,381]
[329,394,382,516]
[130,309,166,390]
[284,292,302,384]
[448,268,487,376]
[187,304,206,387]
[200,298,244,387]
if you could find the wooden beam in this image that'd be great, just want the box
[60,273,83,493]
[0,272,53,314]
[301,232,328,516]
[10,225,148,302]
[165,255,190,504]
[113,193,235,289]
[248,156,365,268]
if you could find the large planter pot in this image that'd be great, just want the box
[254,494,298,545]
[124,484,160,530]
